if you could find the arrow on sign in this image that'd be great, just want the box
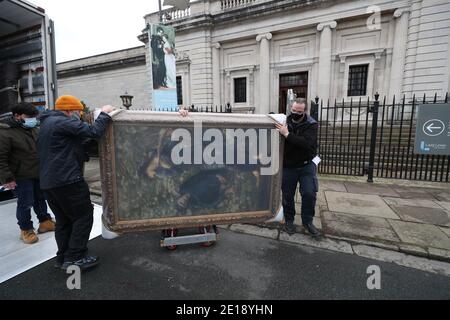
[426,123,442,133]
[423,119,445,137]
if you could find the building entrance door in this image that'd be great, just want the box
[279,72,308,114]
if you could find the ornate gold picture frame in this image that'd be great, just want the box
[99,111,284,233]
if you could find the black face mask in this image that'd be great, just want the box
[291,113,305,122]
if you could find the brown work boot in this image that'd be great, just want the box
[38,219,55,234]
[20,230,39,244]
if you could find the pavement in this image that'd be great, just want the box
[313,176,450,263]
[1,229,450,300]
[84,159,450,272]
[1,159,449,299]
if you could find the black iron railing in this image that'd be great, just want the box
[314,93,449,183]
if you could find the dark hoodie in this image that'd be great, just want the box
[37,110,111,190]
[283,114,318,168]
[0,112,40,184]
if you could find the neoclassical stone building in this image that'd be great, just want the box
[58,0,450,114]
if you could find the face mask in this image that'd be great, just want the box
[22,118,38,128]
[71,112,81,120]
[291,112,305,121]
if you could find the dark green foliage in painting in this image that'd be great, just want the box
[114,124,271,221]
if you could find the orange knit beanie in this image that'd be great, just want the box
[55,95,84,111]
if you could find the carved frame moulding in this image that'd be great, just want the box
[99,111,284,234]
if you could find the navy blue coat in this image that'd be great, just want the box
[37,111,111,190]
[284,115,318,168]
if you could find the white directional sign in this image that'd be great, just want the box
[415,104,450,156]
[423,119,445,137]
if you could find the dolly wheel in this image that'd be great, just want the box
[163,229,178,251]
[199,226,215,248]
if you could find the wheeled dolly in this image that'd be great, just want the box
[160,225,219,250]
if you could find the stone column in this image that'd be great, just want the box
[184,70,190,106]
[212,43,221,107]
[317,21,337,102]
[256,33,272,114]
[226,71,231,105]
[389,8,410,100]
[249,67,255,111]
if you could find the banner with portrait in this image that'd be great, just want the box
[150,24,178,111]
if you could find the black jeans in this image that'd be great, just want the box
[282,163,319,225]
[45,181,93,263]
[14,179,51,231]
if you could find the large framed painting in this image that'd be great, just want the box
[99,111,284,233]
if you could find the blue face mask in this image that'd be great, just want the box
[22,118,38,128]
[71,112,81,121]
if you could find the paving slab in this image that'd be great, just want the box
[318,180,347,192]
[389,220,450,250]
[325,191,400,220]
[389,186,438,200]
[88,181,102,195]
[426,189,450,202]
[322,211,400,242]
[383,197,443,209]
[439,227,450,238]
[85,173,101,183]
[344,182,401,197]
[391,206,450,227]
[437,202,450,212]
[316,190,328,208]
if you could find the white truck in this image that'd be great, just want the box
[0,0,57,201]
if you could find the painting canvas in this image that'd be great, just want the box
[150,24,178,111]
[99,111,284,233]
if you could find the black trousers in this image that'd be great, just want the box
[282,163,318,225]
[45,181,94,262]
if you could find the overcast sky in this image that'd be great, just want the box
[31,0,168,63]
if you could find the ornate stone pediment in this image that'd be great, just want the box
[175,50,190,63]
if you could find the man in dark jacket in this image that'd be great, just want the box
[37,95,115,270]
[276,98,320,237]
[0,103,54,244]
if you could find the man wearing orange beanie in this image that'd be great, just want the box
[37,95,115,271]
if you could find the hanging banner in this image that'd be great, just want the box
[150,24,178,111]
